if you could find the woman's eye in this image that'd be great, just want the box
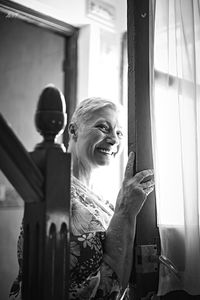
[117,131,124,138]
[97,124,109,132]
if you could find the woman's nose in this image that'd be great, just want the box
[106,131,119,145]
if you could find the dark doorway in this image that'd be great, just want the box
[0,11,66,149]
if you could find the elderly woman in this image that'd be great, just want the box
[67,97,154,299]
[10,97,154,300]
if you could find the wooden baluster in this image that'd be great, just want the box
[22,85,71,300]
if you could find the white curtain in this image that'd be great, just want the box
[150,0,200,295]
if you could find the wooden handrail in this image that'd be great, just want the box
[0,113,43,202]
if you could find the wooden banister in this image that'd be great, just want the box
[0,85,71,300]
[0,114,43,202]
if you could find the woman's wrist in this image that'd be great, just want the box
[113,205,137,227]
[103,211,137,289]
[108,210,136,240]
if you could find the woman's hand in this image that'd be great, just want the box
[115,151,154,217]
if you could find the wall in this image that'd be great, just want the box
[0,13,65,150]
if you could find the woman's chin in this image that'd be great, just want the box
[94,153,114,166]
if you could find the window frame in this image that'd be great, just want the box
[127,0,160,297]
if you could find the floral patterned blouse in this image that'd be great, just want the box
[9,176,124,299]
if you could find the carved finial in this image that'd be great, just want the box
[35,84,67,149]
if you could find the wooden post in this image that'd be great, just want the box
[22,85,71,300]
[127,0,160,298]
[0,85,71,299]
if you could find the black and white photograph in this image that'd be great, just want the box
[0,0,199,300]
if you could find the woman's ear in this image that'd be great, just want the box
[68,123,78,140]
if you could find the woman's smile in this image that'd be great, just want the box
[96,147,116,156]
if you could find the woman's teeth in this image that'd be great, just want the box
[98,148,112,155]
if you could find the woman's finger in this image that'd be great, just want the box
[143,186,155,196]
[140,179,155,189]
[124,151,135,180]
[134,169,154,183]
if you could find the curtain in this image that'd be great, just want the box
[150,0,200,295]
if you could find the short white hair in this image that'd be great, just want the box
[70,97,124,127]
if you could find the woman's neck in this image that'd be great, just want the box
[68,142,98,190]
[72,158,95,190]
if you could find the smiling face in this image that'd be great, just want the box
[73,106,125,172]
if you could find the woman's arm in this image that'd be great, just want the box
[104,211,136,290]
[104,152,154,290]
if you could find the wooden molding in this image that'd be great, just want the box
[0,0,77,36]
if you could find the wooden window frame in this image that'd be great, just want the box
[127,0,160,298]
